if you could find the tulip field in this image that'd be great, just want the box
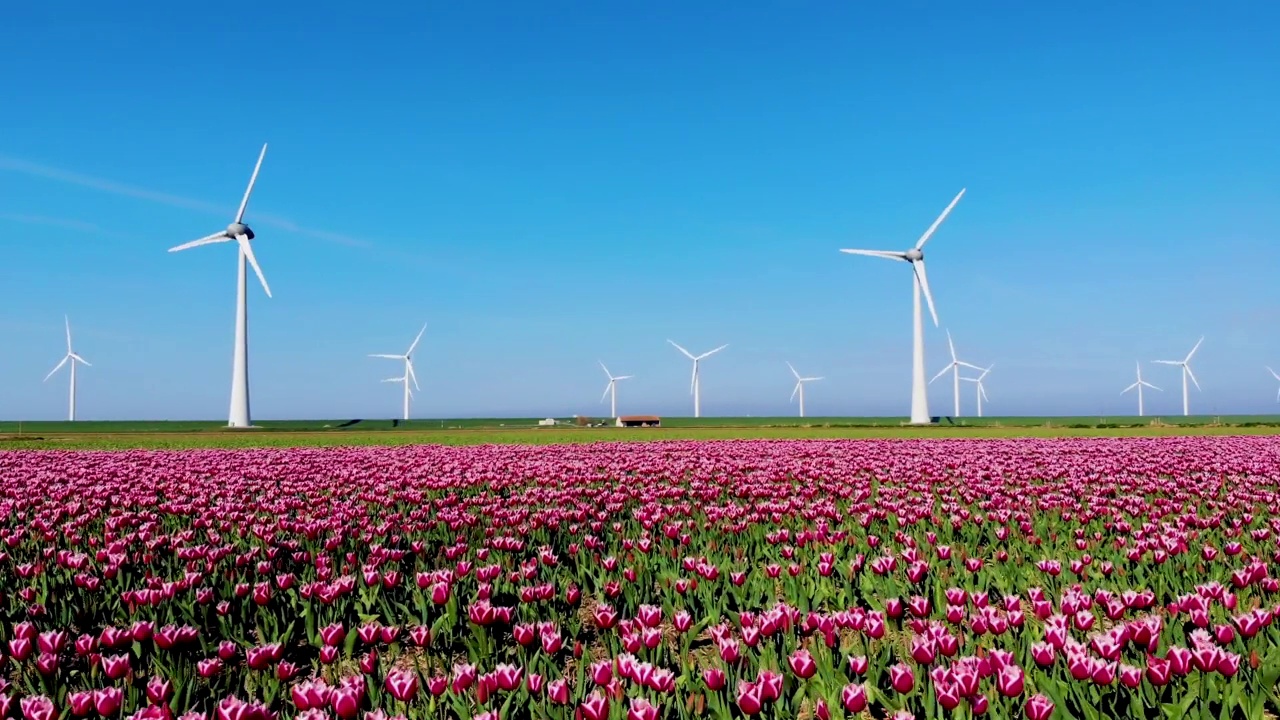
[4,437,1280,720]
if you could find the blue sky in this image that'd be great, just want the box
[1,2,1278,420]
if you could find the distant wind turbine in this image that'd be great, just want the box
[1121,360,1161,416]
[599,362,633,418]
[1267,367,1280,402]
[929,330,982,418]
[960,364,993,418]
[44,315,91,421]
[668,340,727,418]
[168,144,271,428]
[1153,337,1203,416]
[370,323,427,420]
[786,362,823,418]
[841,189,966,424]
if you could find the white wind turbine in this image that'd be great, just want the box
[370,323,427,421]
[599,362,634,418]
[785,362,823,418]
[1266,367,1280,403]
[668,340,727,418]
[841,189,966,424]
[1121,360,1161,416]
[169,144,271,428]
[929,330,982,418]
[44,315,91,421]
[1153,337,1203,416]
[960,364,993,418]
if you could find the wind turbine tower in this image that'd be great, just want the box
[1153,337,1203,416]
[1121,360,1161,416]
[370,323,427,420]
[44,315,91,421]
[841,189,966,424]
[169,144,272,428]
[930,330,981,418]
[668,340,727,418]
[786,362,823,418]
[961,364,993,418]
[599,362,633,418]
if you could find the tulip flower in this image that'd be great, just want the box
[20,697,55,720]
[384,670,418,701]
[841,684,867,714]
[580,691,609,720]
[889,663,915,693]
[1025,694,1054,720]
[788,648,817,679]
[736,682,763,716]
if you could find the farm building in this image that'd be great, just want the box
[616,415,661,428]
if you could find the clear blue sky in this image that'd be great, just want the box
[2,2,1278,420]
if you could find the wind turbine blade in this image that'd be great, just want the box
[946,329,957,362]
[237,235,272,298]
[65,315,72,353]
[599,361,613,379]
[405,360,420,391]
[1185,365,1201,391]
[615,375,634,381]
[369,354,404,359]
[406,323,427,356]
[44,356,68,382]
[1152,360,1181,365]
[697,344,729,360]
[929,364,952,384]
[956,361,984,371]
[981,363,994,379]
[381,377,402,383]
[667,340,695,360]
[914,260,939,327]
[806,376,825,382]
[1121,382,1139,394]
[839,249,909,261]
[1142,381,1161,391]
[979,383,988,402]
[168,232,232,253]
[1268,366,1280,381]
[235,144,268,224]
[70,353,91,366]
[790,382,800,403]
[1185,336,1204,363]
[914,189,966,249]
[786,361,800,380]
[601,381,612,403]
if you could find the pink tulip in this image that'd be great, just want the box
[788,649,817,679]
[841,683,867,714]
[580,691,609,720]
[384,670,418,701]
[736,682,763,716]
[889,663,915,693]
[94,688,123,717]
[68,692,95,718]
[20,697,55,720]
[1025,694,1054,720]
[548,679,570,704]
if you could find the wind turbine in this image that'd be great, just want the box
[370,323,427,421]
[841,189,966,425]
[1266,367,1280,402]
[1153,337,1203,416]
[668,340,727,418]
[44,315,91,421]
[168,144,271,428]
[599,362,633,418]
[786,362,823,418]
[929,330,982,418]
[1121,360,1161,416]
[960,364,993,418]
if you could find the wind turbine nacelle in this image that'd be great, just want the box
[226,222,254,240]
[905,248,923,261]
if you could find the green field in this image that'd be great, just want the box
[3,415,1280,450]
